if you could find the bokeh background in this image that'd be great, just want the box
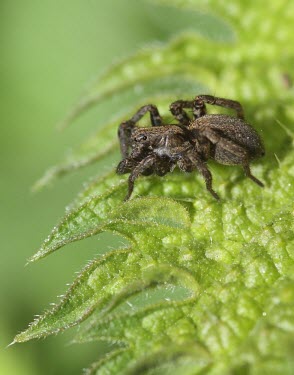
[0,1,168,374]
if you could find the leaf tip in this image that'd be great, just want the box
[26,251,43,265]
[6,339,17,348]
[31,181,44,193]
[32,165,62,192]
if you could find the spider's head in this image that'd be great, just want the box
[130,127,167,159]
[130,125,188,159]
[131,128,161,150]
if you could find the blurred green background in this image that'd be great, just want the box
[0,1,167,374]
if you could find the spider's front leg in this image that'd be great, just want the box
[118,104,163,158]
[118,120,135,159]
[170,99,207,126]
[196,95,245,119]
[130,104,162,127]
[124,154,157,201]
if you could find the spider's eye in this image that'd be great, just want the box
[135,135,148,142]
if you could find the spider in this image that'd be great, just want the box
[116,95,265,201]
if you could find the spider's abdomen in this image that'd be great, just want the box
[191,114,265,160]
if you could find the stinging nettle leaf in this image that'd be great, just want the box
[15,254,199,343]
[121,343,212,375]
[28,183,128,263]
[15,249,134,342]
[29,196,191,263]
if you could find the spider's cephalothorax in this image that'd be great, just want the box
[116,95,265,201]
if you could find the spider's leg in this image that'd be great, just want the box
[170,100,191,126]
[125,154,156,201]
[195,158,220,200]
[130,104,163,127]
[118,120,135,158]
[201,128,264,187]
[176,148,219,200]
[243,164,264,187]
[170,100,207,125]
[195,95,245,119]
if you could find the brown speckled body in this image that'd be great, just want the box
[189,114,264,164]
[116,95,265,200]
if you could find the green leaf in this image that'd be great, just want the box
[15,253,199,342]
[29,196,191,263]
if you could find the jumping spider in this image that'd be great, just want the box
[116,95,265,201]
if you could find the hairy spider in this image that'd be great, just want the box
[116,95,265,201]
